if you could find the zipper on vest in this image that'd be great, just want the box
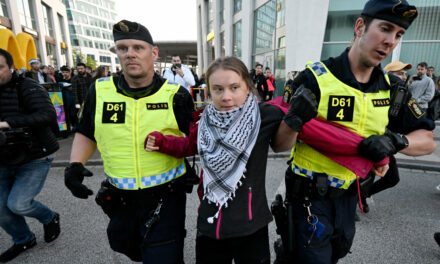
[358,93,368,135]
[248,187,253,221]
[134,99,141,188]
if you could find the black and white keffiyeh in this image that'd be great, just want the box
[198,94,261,223]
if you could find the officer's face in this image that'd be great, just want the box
[356,18,405,68]
[209,69,250,111]
[115,39,158,81]
[0,55,12,86]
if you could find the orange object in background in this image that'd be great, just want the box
[0,28,38,70]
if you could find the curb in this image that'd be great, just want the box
[51,155,440,172]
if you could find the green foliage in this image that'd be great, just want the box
[72,48,97,70]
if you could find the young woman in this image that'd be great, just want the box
[145,56,295,264]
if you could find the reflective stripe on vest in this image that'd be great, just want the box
[291,62,390,189]
[94,76,186,190]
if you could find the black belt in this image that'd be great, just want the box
[105,176,186,206]
[285,168,346,200]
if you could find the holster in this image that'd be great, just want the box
[95,180,121,218]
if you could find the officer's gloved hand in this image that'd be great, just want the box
[64,162,94,199]
[358,130,409,162]
[283,85,318,131]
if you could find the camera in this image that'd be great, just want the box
[172,63,182,71]
[0,128,32,165]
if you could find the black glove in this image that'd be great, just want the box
[358,130,409,162]
[65,162,94,199]
[283,85,318,131]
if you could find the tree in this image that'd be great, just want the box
[72,48,97,70]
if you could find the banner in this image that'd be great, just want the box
[49,91,68,132]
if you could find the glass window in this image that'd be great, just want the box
[234,0,242,14]
[233,20,242,58]
[252,0,277,55]
[42,4,54,37]
[219,0,224,26]
[58,14,67,42]
[399,42,440,76]
[0,0,8,17]
[276,0,285,28]
[17,0,35,29]
[275,47,285,96]
[207,0,214,33]
[220,31,225,57]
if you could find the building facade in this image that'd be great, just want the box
[197,0,440,96]
[0,0,73,68]
[63,0,119,71]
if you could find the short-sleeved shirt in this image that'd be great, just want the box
[290,49,435,134]
[77,73,194,140]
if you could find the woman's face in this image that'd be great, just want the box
[209,69,250,111]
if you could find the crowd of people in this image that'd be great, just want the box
[0,0,438,263]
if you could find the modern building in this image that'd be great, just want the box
[196,0,440,96]
[62,0,119,71]
[0,0,73,68]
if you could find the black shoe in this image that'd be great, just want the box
[0,237,36,263]
[44,213,60,243]
[434,233,440,247]
[360,196,369,213]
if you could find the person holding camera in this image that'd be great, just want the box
[0,49,60,262]
[63,20,194,263]
[163,55,195,92]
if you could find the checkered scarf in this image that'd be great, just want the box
[198,94,260,223]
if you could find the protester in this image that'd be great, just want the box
[265,67,275,101]
[24,59,52,84]
[252,63,268,101]
[71,62,92,110]
[409,62,435,111]
[146,56,299,264]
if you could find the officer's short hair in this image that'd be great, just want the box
[0,48,13,68]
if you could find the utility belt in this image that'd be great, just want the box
[285,167,351,200]
[96,158,198,217]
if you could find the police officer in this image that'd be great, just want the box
[276,0,436,263]
[63,20,194,263]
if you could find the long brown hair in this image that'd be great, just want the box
[206,57,256,94]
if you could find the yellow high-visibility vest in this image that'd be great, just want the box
[291,62,390,189]
[94,77,186,190]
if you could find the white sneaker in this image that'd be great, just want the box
[436,184,440,192]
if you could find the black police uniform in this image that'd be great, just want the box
[279,49,434,264]
[76,73,194,262]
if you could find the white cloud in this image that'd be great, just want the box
[115,0,197,41]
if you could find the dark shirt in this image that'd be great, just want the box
[291,49,435,134]
[77,73,194,141]
[197,103,284,239]
[71,73,92,105]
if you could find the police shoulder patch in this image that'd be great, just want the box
[407,98,425,119]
